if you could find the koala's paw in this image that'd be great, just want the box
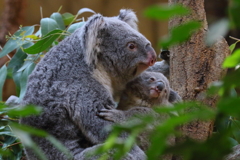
[160,49,170,61]
[98,107,125,123]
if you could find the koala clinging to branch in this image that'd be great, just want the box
[20,9,156,160]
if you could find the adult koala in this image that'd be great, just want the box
[20,9,156,160]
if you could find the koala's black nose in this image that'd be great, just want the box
[157,82,165,91]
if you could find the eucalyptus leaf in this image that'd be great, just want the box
[229,0,240,29]
[11,122,48,137]
[223,49,240,68]
[7,105,42,117]
[11,126,47,160]
[46,136,73,160]
[229,41,239,53]
[0,26,34,58]
[2,136,17,149]
[50,12,66,30]
[144,4,189,20]
[62,12,75,26]
[205,18,229,46]
[231,120,240,143]
[67,22,85,33]
[77,8,95,15]
[0,65,7,101]
[0,131,14,136]
[24,29,63,54]
[19,62,36,100]
[160,21,201,48]
[40,18,59,36]
[8,48,28,70]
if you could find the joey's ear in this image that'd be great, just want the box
[83,14,106,65]
[169,89,182,103]
[118,9,138,30]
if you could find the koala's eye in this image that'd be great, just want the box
[127,42,136,50]
[149,77,155,82]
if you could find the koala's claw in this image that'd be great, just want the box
[105,105,114,109]
[98,109,116,122]
[98,108,125,123]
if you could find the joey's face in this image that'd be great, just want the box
[99,19,156,81]
[148,76,167,99]
[140,72,170,104]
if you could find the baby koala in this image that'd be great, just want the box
[98,71,181,155]
[98,71,181,123]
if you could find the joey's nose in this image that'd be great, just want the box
[146,44,156,66]
[157,82,165,91]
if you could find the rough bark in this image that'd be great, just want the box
[168,0,230,144]
[225,145,240,160]
[0,0,25,100]
[0,0,25,47]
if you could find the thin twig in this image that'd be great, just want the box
[40,6,43,19]
[6,54,11,60]
[3,142,21,149]
[229,36,240,42]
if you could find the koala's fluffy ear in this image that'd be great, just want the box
[169,89,182,103]
[83,14,106,65]
[118,9,138,30]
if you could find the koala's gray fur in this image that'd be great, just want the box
[20,9,157,160]
[98,71,181,154]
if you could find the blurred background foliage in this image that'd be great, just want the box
[0,0,240,159]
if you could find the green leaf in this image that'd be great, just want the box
[223,49,240,68]
[67,22,85,33]
[24,29,63,54]
[62,12,75,26]
[229,41,239,53]
[11,125,47,160]
[231,120,240,143]
[0,26,34,58]
[0,65,7,101]
[218,97,240,116]
[144,4,190,20]
[2,136,17,149]
[17,54,38,72]
[50,12,66,30]
[0,131,14,136]
[228,137,239,147]
[40,18,59,36]
[7,48,27,70]
[46,136,73,160]
[228,0,240,29]
[7,105,42,117]
[205,19,229,46]
[160,21,201,48]
[11,122,48,137]
[77,8,95,15]
[19,62,36,100]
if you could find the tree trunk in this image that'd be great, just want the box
[168,0,230,146]
[0,0,25,47]
[0,0,25,100]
